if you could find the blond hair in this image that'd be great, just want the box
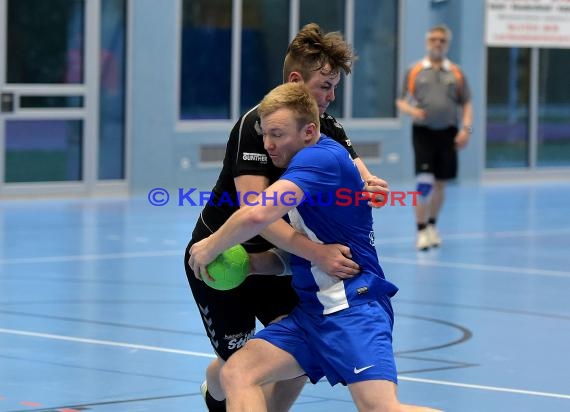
[283,23,355,82]
[258,83,320,132]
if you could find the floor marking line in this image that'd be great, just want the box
[5,393,194,412]
[0,328,216,359]
[0,251,180,265]
[374,227,570,245]
[381,256,570,278]
[2,327,569,400]
[2,227,570,265]
[399,376,570,400]
[3,249,569,279]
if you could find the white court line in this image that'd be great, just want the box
[2,248,569,279]
[0,327,215,359]
[399,376,570,400]
[374,227,570,244]
[2,228,569,265]
[0,250,180,265]
[381,256,570,278]
[1,327,569,401]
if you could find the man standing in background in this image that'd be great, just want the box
[397,24,473,251]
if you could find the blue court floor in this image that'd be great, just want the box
[1,181,569,412]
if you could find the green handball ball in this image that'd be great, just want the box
[205,244,250,290]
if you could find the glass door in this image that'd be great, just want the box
[486,47,531,168]
[486,46,570,171]
[0,0,127,195]
[537,48,570,167]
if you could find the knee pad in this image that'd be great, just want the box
[416,173,434,203]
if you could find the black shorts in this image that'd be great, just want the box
[184,216,299,360]
[412,125,458,180]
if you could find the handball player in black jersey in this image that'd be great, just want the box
[184,23,389,412]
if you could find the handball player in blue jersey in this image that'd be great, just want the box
[189,83,440,412]
[185,23,390,411]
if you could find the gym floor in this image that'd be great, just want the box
[1,181,569,411]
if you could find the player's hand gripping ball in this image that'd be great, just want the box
[204,244,250,290]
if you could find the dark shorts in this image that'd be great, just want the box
[412,125,458,180]
[184,217,299,360]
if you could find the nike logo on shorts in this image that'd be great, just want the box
[353,365,375,374]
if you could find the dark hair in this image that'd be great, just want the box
[283,23,355,82]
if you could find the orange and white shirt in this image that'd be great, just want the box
[401,58,471,130]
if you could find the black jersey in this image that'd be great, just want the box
[197,105,358,252]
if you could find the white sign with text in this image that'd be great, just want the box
[486,0,570,48]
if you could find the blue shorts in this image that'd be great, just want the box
[254,297,397,386]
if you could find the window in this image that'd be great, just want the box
[353,0,398,118]
[5,120,83,182]
[486,47,570,169]
[299,0,345,118]
[180,0,232,119]
[486,48,530,168]
[179,0,399,122]
[537,48,570,167]
[99,0,127,180]
[240,0,290,114]
[7,0,85,84]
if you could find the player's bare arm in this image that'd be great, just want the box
[189,179,303,278]
[235,175,360,278]
[455,101,473,150]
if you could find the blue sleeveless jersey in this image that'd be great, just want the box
[280,135,398,315]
